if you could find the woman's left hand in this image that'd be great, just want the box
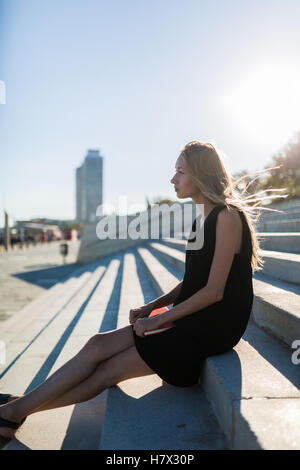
[133,316,161,337]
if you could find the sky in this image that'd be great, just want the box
[1,0,300,227]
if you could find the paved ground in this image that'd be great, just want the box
[0,240,81,323]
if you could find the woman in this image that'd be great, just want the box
[0,141,279,440]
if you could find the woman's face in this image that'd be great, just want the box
[170,155,201,199]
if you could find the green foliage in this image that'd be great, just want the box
[233,132,300,204]
[259,132,300,201]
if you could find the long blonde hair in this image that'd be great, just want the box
[180,140,287,272]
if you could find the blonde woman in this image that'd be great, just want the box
[0,141,279,441]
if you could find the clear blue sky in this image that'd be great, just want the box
[1,0,300,227]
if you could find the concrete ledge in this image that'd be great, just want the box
[161,234,300,255]
[201,323,300,449]
[259,249,300,285]
[136,245,180,296]
[77,238,146,264]
[258,233,300,253]
[252,273,300,346]
[2,242,299,449]
[158,241,300,288]
[0,260,93,340]
[139,242,300,449]
[1,254,122,449]
[258,218,300,232]
[99,379,226,450]
[149,242,185,271]
[0,259,106,383]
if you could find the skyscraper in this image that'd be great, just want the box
[76,149,103,223]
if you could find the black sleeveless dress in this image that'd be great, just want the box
[132,204,254,387]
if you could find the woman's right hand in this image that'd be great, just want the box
[129,304,154,324]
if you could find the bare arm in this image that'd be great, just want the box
[129,281,183,324]
[147,281,183,310]
[155,284,218,324]
[155,208,239,325]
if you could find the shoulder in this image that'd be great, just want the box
[200,205,243,245]
[215,206,243,249]
[216,206,242,228]
[206,206,242,300]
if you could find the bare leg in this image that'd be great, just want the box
[0,325,135,438]
[0,346,154,438]
[34,345,154,413]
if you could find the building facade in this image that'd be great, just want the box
[76,149,103,223]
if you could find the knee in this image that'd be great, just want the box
[83,334,103,355]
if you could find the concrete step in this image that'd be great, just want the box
[2,241,299,449]
[256,200,300,231]
[77,236,146,264]
[0,260,102,372]
[0,260,96,343]
[136,245,182,295]
[202,322,300,450]
[251,272,300,347]
[258,218,300,232]
[160,239,300,286]
[149,241,300,347]
[162,234,300,257]
[258,233,300,254]
[160,238,187,252]
[1,247,226,450]
[259,249,300,286]
[149,241,185,269]
[260,210,300,222]
[1,252,123,449]
[140,241,300,449]
[0,262,85,330]
[99,246,227,450]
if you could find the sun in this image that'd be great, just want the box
[222,63,300,150]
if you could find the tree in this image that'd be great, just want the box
[232,132,300,205]
[258,132,300,201]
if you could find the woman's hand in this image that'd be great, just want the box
[133,316,161,337]
[129,304,154,324]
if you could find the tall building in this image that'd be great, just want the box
[76,149,104,223]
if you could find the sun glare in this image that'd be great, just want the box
[223,64,300,150]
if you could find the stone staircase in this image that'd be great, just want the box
[257,199,300,232]
[1,233,299,449]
